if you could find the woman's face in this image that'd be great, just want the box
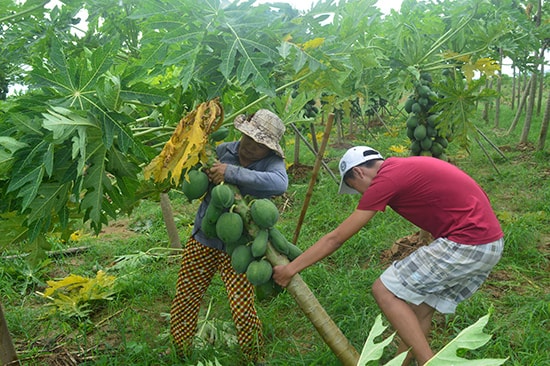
[238,134,271,161]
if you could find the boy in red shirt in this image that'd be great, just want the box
[273,146,503,365]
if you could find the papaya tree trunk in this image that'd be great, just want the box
[265,244,360,366]
[520,72,538,144]
[0,302,18,365]
[511,66,516,111]
[294,129,300,166]
[508,74,532,135]
[231,184,359,366]
[160,192,181,249]
[537,90,550,151]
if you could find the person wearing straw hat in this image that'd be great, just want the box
[273,146,503,366]
[170,109,288,365]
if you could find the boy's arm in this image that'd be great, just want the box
[273,209,377,287]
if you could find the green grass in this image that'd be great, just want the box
[1,101,549,365]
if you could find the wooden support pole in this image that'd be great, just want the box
[293,113,334,244]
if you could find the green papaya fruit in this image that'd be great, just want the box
[250,199,279,229]
[216,212,243,244]
[211,184,235,209]
[251,229,269,258]
[268,227,290,256]
[404,97,415,113]
[210,126,229,142]
[231,245,253,274]
[246,259,273,286]
[182,169,209,201]
[413,124,427,140]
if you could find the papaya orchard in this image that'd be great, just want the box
[1,0,549,365]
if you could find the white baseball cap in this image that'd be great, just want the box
[338,146,384,194]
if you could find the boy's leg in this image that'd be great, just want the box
[170,238,218,357]
[395,302,435,365]
[219,251,264,363]
[372,278,435,365]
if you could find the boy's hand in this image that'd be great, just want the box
[272,264,294,287]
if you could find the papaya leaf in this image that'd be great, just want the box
[143,99,223,186]
[7,164,45,211]
[357,314,397,366]
[80,137,112,232]
[425,312,508,365]
[0,212,28,248]
[0,136,27,177]
[382,352,408,366]
[42,106,98,142]
[41,270,118,318]
[223,23,278,96]
[26,183,70,226]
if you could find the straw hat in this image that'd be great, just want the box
[234,109,285,158]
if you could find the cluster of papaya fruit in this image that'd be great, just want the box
[183,172,302,299]
[303,99,319,118]
[210,187,303,299]
[404,73,449,159]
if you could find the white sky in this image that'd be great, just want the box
[252,0,403,13]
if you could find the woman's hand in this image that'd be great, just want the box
[206,162,228,185]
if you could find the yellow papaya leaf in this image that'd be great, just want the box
[42,270,118,317]
[302,37,325,50]
[474,57,500,77]
[389,145,407,154]
[43,273,88,297]
[143,98,224,186]
[462,63,476,82]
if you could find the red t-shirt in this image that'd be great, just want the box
[357,156,503,245]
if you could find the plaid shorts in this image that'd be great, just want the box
[380,237,503,314]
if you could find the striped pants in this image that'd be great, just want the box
[170,238,263,362]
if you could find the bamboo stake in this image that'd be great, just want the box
[289,123,338,184]
[293,113,334,244]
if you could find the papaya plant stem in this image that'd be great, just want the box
[229,180,359,365]
[225,72,314,122]
[265,243,360,366]
[0,0,48,23]
[417,12,474,66]
[0,302,18,365]
[160,193,181,250]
